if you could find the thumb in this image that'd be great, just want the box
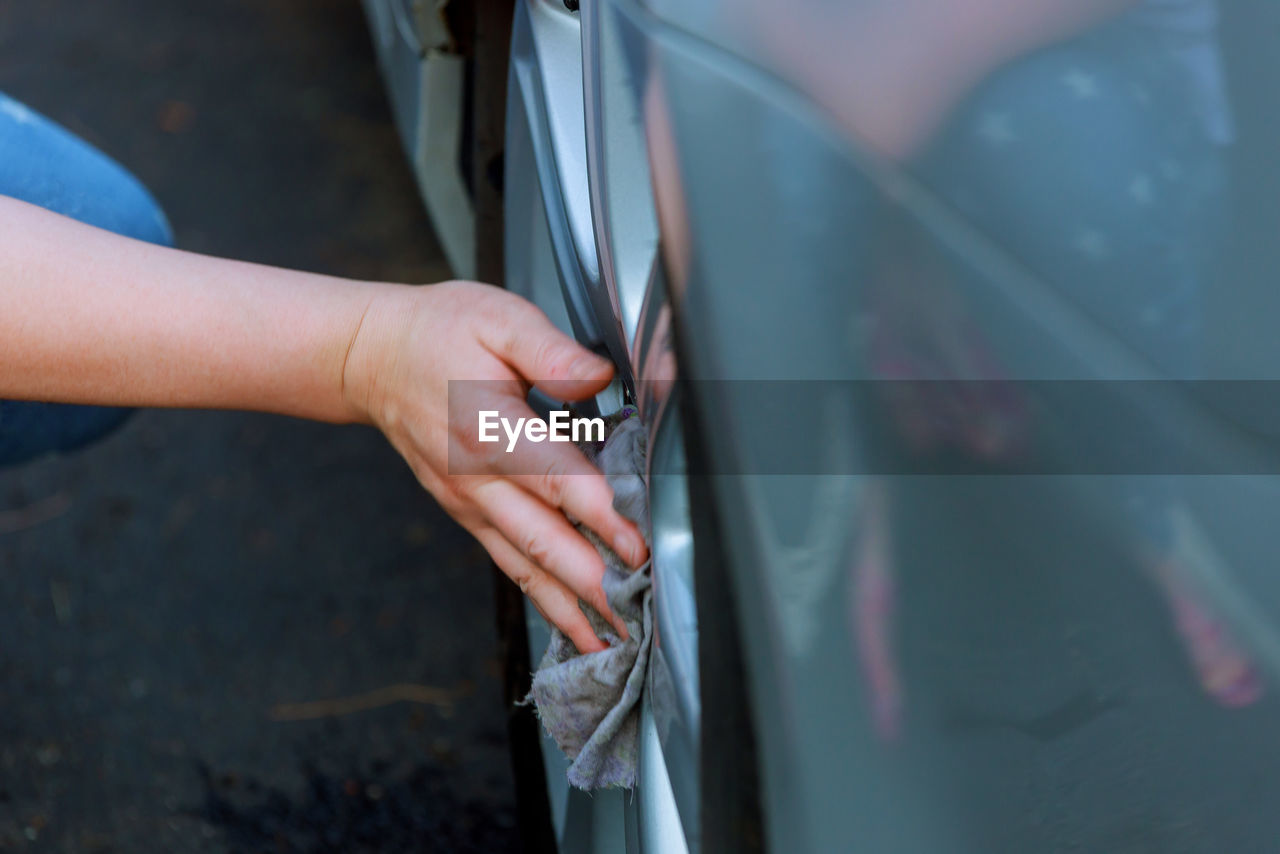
[483,293,614,400]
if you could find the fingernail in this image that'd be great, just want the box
[620,534,646,567]
[578,636,606,655]
[572,353,610,378]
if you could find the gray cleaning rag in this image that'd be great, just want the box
[526,412,652,790]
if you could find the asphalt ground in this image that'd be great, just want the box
[0,2,523,851]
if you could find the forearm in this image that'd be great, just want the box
[0,194,396,423]
[0,191,652,651]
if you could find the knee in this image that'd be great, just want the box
[932,40,1170,186]
[0,93,174,247]
[59,148,174,247]
[916,35,1212,256]
[100,168,175,248]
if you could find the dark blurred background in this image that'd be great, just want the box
[0,1,522,851]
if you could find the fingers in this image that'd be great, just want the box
[474,528,610,654]
[495,436,648,569]
[475,480,630,641]
[478,294,614,400]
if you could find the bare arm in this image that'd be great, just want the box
[0,195,647,652]
[0,195,375,418]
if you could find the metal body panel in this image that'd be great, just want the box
[506,1,692,850]
[360,0,474,277]
[637,5,1280,853]
[500,0,1280,850]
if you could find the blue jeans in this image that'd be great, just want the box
[915,22,1229,549]
[0,92,173,467]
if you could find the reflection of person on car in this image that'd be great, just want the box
[744,0,1256,736]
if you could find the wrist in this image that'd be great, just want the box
[340,283,415,426]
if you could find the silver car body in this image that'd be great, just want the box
[369,1,1280,851]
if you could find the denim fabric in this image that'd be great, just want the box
[916,23,1229,548]
[918,25,1227,378]
[0,92,174,467]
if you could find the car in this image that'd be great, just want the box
[362,1,1280,851]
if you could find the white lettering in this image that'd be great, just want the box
[549,410,571,442]
[478,411,500,442]
[573,417,605,444]
[503,417,526,453]
[480,411,620,452]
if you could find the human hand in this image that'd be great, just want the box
[341,281,648,653]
